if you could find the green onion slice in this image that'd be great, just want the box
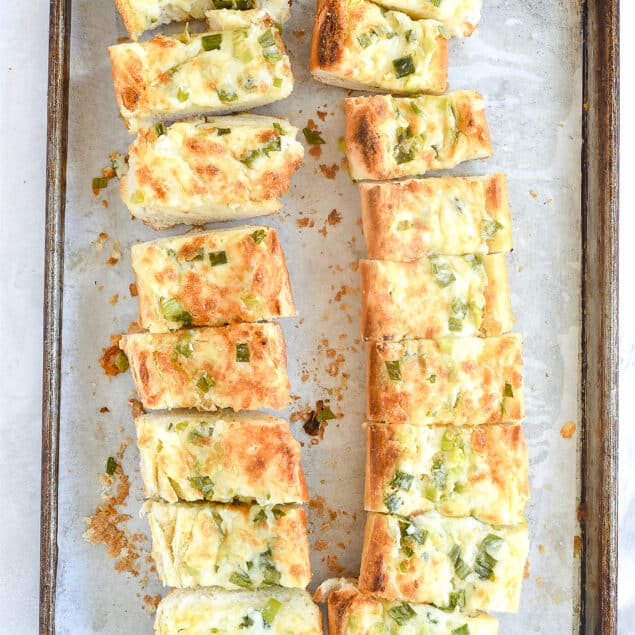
[209,250,228,266]
[201,33,222,51]
[385,360,402,381]
[393,54,416,78]
[236,342,250,362]
[387,603,416,625]
[302,127,326,144]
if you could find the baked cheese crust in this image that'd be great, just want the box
[364,422,529,525]
[114,0,291,41]
[120,323,290,411]
[109,11,294,133]
[146,500,311,589]
[310,0,448,94]
[367,334,524,425]
[135,410,308,504]
[369,0,482,37]
[131,225,296,332]
[358,512,528,612]
[154,587,323,634]
[316,578,498,635]
[360,174,512,260]
[344,92,492,181]
[360,254,513,340]
[120,115,304,230]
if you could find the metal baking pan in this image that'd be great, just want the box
[40,0,619,632]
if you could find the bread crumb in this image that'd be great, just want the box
[99,335,128,377]
[319,163,339,179]
[317,110,327,121]
[327,209,342,225]
[107,241,121,266]
[292,30,305,38]
[529,190,538,198]
[129,283,138,297]
[100,406,110,414]
[560,421,577,439]
[573,535,582,557]
[309,145,322,160]
[109,294,119,305]
[538,544,545,554]
[96,233,108,251]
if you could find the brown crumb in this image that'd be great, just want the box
[129,399,145,419]
[306,118,318,130]
[116,36,130,43]
[314,539,328,551]
[127,321,144,334]
[99,336,128,377]
[538,544,545,554]
[317,110,327,121]
[583,102,589,110]
[107,241,122,266]
[319,164,339,179]
[309,145,322,160]
[326,209,342,225]
[577,504,588,522]
[100,406,110,414]
[573,535,582,557]
[324,555,347,576]
[129,283,138,297]
[142,594,161,615]
[303,400,334,439]
[296,217,314,228]
[109,294,119,305]
[529,190,538,198]
[560,421,576,439]
[292,30,305,38]
[96,232,108,251]
[102,200,109,208]
[524,559,530,579]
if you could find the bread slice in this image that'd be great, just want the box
[109,11,294,133]
[120,323,290,411]
[344,92,492,181]
[315,578,499,635]
[154,587,323,634]
[145,500,311,588]
[119,115,304,230]
[131,225,296,332]
[114,0,292,41]
[358,512,528,612]
[360,174,512,260]
[310,0,448,94]
[364,422,529,525]
[369,0,482,37]
[360,254,513,341]
[367,334,524,425]
[135,410,308,504]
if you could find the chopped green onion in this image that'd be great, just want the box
[188,426,213,444]
[209,250,228,266]
[431,144,440,159]
[481,533,505,551]
[262,598,282,626]
[189,475,215,500]
[240,614,254,628]
[272,508,286,519]
[395,144,415,164]
[258,29,277,48]
[401,522,427,545]
[431,260,456,287]
[240,149,261,168]
[186,247,204,262]
[317,407,335,422]
[177,87,189,102]
[302,127,326,144]
[262,136,281,155]
[449,544,472,579]
[217,88,238,103]
[392,54,415,78]
[504,382,514,397]
[106,456,118,476]
[274,22,283,33]
[481,218,504,239]
[385,360,402,381]
[160,297,192,325]
[260,549,281,585]
[92,177,108,190]
[196,372,214,393]
[451,299,468,319]
[410,100,423,114]
[236,342,250,362]
[174,334,194,358]
[390,470,413,491]
[201,33,222,51]
[446,589,466,611]
[154,122,166,137]
[428,374,436,383]
[253,509,267,524]
[357,33,373,48]
[217,128,231,135]
[130,190,144,204]
[235,0,255,7]
[230,570,253,589]
[113,351,129,373]
[438,25,452,39]
[258,29,281,62]
[405,29,416,43]
[384,492,402,513]
[448,317,463,332]
[473,548,497,580]
[396,220,412,231]
[452,626,470,635]
[424,483,439,502]
[251,229,267,244]
[387,603,416,625]
[273,76,283,88]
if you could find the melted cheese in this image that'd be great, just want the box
[364,422,529,525]
[344,92,492,181]
[120,323,290,411]
[319,579,498,635]
[109,11,294,132]
[120,115,304,229]
[115,0,291,41]
[367,334,524,425]
[360,254,512,340]
[370,0,481,37]
[310,0,447,94]
[360,174,512,259]
[131,225,296,332]
[136,410,308,504]
[154,587,323,634]
[146,501,311,588]
[358,512,528,612]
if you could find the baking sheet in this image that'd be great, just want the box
[54,1,583,632]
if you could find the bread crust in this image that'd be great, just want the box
[120,323,290,411]
[131,225,296,332]
[310,0,448,94]
[358,512,528,612]
[360,174,512,260]
[344,92,492,181]
[364,422,529,524]
[367,334,524,425]
[360,254,513,341]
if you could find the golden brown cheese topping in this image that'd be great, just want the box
[155,587,323,635]
[109,11,294,133]
[310,0,448,94]
[367,334,524,425]
[360,174,512,260]
[360,254,513,341]
[364,422,529,525]
[146,501,311,589]
[120,323,290,411]
[135,411,308,504]
[344,92,492,181]
[358,512,528,612]
[115,0,292,41]
[131,226,296,332]
[119,115,304,230]
[317,578,498,635]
